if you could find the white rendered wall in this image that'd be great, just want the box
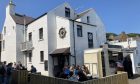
[53,3,75,20]
[76,9,106,46]
[110,41,137,48]
[1,14,17,63]
[47,3,75,76]
[72,22,98,65]
[16,24,25,66]
[27,15,48,76]
[47,11,57,76]
[56,16,70,48]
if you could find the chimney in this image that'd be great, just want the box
[6,0,16,15]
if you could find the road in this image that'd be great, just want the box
[129,74,140,84]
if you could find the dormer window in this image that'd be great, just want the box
[87,16,90,23]
[65,7,70,18]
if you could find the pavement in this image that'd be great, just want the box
[129,74,140,84]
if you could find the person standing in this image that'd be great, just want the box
[123,55,133,78]
[2,61,7,84]
[6,63,13,84]
[0,62,3,84]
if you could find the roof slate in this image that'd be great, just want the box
[11,13,35,25]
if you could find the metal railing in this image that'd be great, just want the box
[21,41,33,51]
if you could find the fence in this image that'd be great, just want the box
[11,70,128,84]
[29,74,81,84]
[29,72,128,84]
[82,72,128,84]
[11,70,28,84]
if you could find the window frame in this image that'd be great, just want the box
[28,32,32,41]
[88,32,93,48]
[87,16,90,23]
[40,51,44,62]
[77,25,83,37]
[39,28,43,40]
[65,7,70,18]
[29,51,32,62]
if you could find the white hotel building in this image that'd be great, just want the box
[1,1,106,76]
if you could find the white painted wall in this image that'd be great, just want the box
[56,16,71,48]
[46,3,76,76]
[53,3,76,20]
[16,24,25,65]
[110,41,137,48]
[27,14,48,76]
[76,9,106,46]
[72,22,103,65]
[1,13,17,63]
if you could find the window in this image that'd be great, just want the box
[3,40,5,50]
[77,25,83,37]
[39,28,43,40]
[40,51,44,62]
[88,32,93,48]
[44,60,48,71]
[65,7,70,18]
[29,51,32,62]
[4,26,6,35]
[29,32,32,41]
[87,16,90,23]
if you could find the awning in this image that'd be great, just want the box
[50,47,70,56]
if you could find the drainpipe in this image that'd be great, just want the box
[23,15,27,68]
[23,15,26,42]
[72,20,76,65]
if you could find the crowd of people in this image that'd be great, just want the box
[0,61,37,84]
[58,65,92,82]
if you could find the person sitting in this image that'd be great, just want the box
[68,71,78,81]
[81,65,90,75]
[63,65,70,78]
[30,65,37,73]
[77,71,88,82]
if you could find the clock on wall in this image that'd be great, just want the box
[59,28,67,38]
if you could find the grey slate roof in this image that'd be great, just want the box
[11,13,35,25]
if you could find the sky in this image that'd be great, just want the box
[0,0,140,34]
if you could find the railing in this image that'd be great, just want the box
[11,70,129,84]
[21,41,33,51]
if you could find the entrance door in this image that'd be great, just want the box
[53,55,69,77]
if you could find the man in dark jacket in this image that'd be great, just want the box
[30,65,37,73]
[123,55,133,78]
